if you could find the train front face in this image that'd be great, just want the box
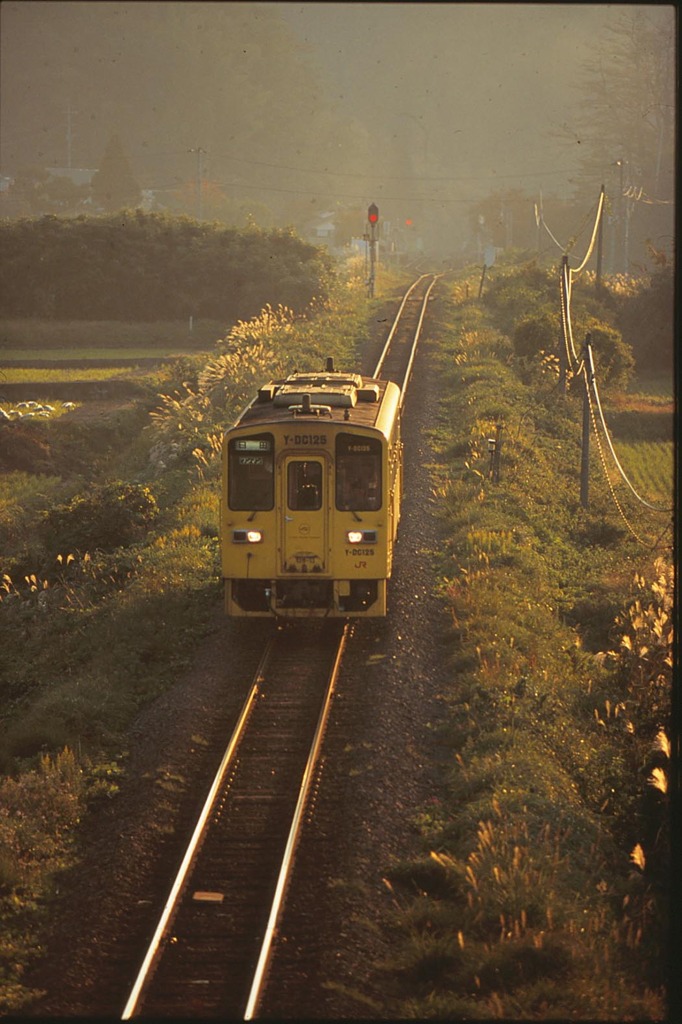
[221,371,402,618]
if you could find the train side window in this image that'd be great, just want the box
[228,434,274,510]
[288,461,322,511]
[336,434,382,511]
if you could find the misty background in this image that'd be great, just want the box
[0,1,675,263]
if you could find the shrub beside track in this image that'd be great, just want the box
[379,276,672,1020]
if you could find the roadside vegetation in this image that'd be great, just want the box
[0,255,383,1010]
[376,263,673,1020]
[0,250,673,1017]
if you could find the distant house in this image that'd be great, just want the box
[0,174,30,217]
[46,167,98,186]
[139,189,168,213]
[306,211,336,245]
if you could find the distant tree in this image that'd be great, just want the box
[91,135,141,212]
[557,8,675,268]
[333,206,367,249]
[615,265,674,373]
[4,168,91,217]
[575,9,674,198]
[7,166,52,214]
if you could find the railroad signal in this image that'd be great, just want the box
[366,204,379,298]
[405,218,413,226]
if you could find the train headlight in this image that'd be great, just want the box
[346,530,377,544]
[233,529,263,543]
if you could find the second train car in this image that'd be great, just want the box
[221,360,403,617]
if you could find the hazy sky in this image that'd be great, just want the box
[0,2,673,252]
[275,3,619,185]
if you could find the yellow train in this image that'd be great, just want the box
[221,360,403,617]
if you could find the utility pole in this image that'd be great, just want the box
[66,103,75,169]
[534,191,543,254]
[478,263,487,299]
[367,203,379,298]
[615,159,625,273]
[188,146,206,221]
[580,333,594,509]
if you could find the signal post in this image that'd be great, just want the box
[367,203,379,297]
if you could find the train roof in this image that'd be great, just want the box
[231,368,400,434]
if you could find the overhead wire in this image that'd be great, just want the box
[171,146,585,186]
[569,189,604,275]
[623,184,673,205]
[556,188,606,381]
[541,217,567,255]
[554,188,673,540]
[560,257,581,370]
[540,189,603,269]
[582,363,653,546]
[589,365,673,514]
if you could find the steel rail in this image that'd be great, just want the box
[398,274,440,408]
[372,273,431,379]
[244,623,349,1020]
[120,639,274,1020]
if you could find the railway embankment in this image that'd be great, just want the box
[367,271,673,1020]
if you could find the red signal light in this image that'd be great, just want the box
[405,218,413,226]
[368,203,379,224]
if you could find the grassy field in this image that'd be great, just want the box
[614,440,674,505]
[0,347,200,362]
[0,318,226,351]
[601,373,674,509]
[1,366,138,383]
[624,372,674,402]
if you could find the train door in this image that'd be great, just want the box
[279,456,328,574]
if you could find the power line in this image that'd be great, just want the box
[623,183,673,205]
[583,363,651,545]
[140,177,518,206]
[570,189,604,274]
[206,150,584,185]
[589,362,673,514]
[554,198,673,534]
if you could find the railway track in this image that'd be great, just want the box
[122,620,347,1019]
[373,273,440,397]
[119,273,439,1019]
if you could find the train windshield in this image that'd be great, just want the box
[228,433,274,510]
[335,433,382,511]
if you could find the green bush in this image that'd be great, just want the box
[42,481,159,554]
[576,315,635,390]
[0,212,333,322]
[512,309,561,358]
[615,266,674,373]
